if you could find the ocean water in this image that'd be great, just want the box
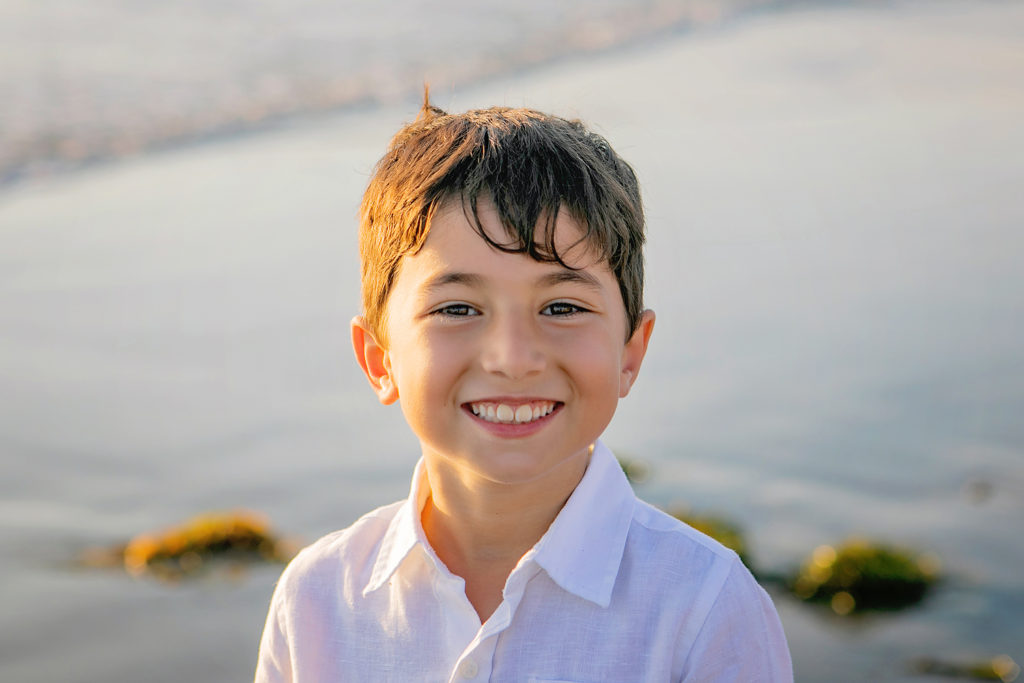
[2,1,1023,681]
[0,0,763,184]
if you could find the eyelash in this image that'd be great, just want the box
[430,301,589,319]
[541,302,588,317]
[431,303,479,317]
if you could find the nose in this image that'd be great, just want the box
[480,310,546,380]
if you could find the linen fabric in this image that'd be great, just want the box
[254,441,793,682]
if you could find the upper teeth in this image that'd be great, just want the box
[470,401,556,424]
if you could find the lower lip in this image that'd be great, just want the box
[462,403,562,438]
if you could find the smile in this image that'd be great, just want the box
[467,401,557,425]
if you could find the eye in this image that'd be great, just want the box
[541,301,587,317]
[431,303,480,317]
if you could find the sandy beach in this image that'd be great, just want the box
[2,1,1023,680]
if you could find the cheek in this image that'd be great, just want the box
[391,331,464,394]
[566,337,623,384]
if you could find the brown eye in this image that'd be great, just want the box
[541,302,586,317]
[434,303,479,317]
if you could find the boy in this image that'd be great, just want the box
[255,98,792,682]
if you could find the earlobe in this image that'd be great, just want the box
[351,316,399,405]
[619,309,656,398]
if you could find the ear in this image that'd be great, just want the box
[619,309,655,398]
[351,316,399,405]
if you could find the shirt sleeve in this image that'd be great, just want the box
[679,560,793,682]
[254,586,293,683]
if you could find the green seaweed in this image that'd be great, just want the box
[790,538,939,614]
[79,510,300,581]
[912,654,1020,682]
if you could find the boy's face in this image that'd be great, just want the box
[352,198,654,488]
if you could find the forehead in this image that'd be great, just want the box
[384,196,629,337]
[417,197,605,272]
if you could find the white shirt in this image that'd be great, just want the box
[255,441,792,682]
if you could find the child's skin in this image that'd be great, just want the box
[351,196,655,622]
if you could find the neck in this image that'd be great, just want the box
[418,446,592,621]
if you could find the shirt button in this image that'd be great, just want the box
[459,658,479,679]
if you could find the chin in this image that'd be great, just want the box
[470,444,594,486]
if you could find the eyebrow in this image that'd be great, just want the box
[538,268,604,292]
[422,267,603,294]
[422,272,486,294]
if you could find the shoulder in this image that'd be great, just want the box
[623,501,793,680]
[627,498,779,614]
[617,499,762,613]
[627,499,740,573]
[256,501,409,682]
[273,500,404,601]
[680,551,793,681]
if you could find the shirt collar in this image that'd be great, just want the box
[529,440,635,608]
[363,440,636,608]
[364,458,431,595]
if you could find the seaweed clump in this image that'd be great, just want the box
[912,654,1020,682]
[790,538,940,614]
[81,510,300,581]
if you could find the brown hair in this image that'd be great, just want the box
[359,92,645,342]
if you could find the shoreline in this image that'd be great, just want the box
[1,0,778,189]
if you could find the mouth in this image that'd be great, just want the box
[465,400,560,425]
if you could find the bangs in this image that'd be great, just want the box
[424,112,639,278]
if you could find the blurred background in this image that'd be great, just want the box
[1,1,1022,681]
